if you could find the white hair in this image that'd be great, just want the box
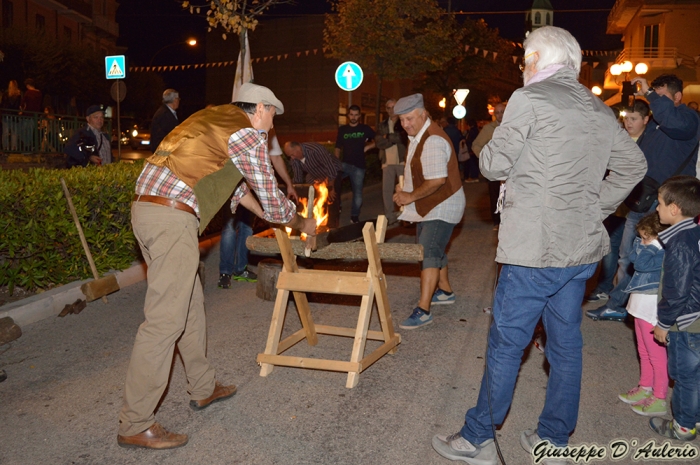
[523,26,582,76]
[163,89,179,103]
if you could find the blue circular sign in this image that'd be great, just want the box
[335,61,363,91]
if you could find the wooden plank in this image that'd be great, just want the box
[256,354,360,373]
[346,284,375,388]
[359,336,402,371]
[277,271,371,296]
[375,215,387,244]
[291,290,318,346]
[259,289,290,377]
[276,329,308,354]
[314,325,386,341]
[363,222,398,351]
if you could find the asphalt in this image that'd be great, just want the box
[0,182,694,465]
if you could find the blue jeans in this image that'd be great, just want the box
[342,162,365,218]
[460,263,597,446]
[416,220,456,270]
[219,209,253,276]
[591,215,626,295]
[668,331,700,429]
[604,205,656,311]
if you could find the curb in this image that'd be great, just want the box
[0,235,221,328]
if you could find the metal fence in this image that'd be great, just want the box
[1,109,112,155]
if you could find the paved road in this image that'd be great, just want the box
[0,182,692,465]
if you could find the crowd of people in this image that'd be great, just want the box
[7,22,700,465]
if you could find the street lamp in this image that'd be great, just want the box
[610,60,648,108]
[149,38,198,66]
[452,88,469,119]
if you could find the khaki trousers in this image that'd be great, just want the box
[118,202,216,436]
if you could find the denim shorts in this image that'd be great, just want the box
[416,220,456,269]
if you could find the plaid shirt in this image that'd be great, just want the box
[135,128,295,225]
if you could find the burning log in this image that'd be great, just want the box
[246,235,423,262]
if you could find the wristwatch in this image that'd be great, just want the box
[645,88,655,97]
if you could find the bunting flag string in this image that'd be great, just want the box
[129,41,700,74]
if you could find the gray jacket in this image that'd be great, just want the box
[480,67,647,268]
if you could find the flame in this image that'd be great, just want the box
[294,182,329,240]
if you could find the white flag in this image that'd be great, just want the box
[232,31,254,101]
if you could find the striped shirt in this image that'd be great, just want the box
[135,127,295,225]
[290,142,343,184]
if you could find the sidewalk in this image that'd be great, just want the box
[0,182,686,465]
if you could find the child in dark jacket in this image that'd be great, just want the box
[651,176,700,441]
[619,213,668,416]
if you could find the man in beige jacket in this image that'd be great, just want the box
[471,103,505,229]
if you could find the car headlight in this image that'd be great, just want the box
[132,129,138,137]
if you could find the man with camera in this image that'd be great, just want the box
[587,74,700,322]
[65,104,112,168]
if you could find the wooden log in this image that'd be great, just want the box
[256,259,284,301]
[246,236,423,262]
[0,317,22,345]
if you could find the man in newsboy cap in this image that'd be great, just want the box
[65,104,112,167]
[119,83,317,450]
[392,93,465,330]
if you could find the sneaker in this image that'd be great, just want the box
[351,216,360,224]
[631,396,667,417]
[520,429,568,465]
[432,289,456,305]
[649,418,697,441]
[585,291,609,302]
[399,307,433,330]
[618,386,652,404]
[585,306,627,322]
[431,432,497,465]
[233,269,257,283]
[218,273,232,289]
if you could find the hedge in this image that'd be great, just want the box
[0,163,144,294]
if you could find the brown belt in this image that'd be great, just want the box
[133,195,196,216]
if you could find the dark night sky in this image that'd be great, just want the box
[115,0,621,114]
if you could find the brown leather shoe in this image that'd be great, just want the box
[117,422,188,449]
[189,381,237,411]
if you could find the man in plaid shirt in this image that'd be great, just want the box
[118,83,316,450]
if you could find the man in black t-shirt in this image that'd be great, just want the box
[335,105,375,223]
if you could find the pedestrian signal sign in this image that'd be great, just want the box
[105,55,126,80]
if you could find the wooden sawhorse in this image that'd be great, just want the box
[256,216,401,388]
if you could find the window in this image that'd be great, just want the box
[534,12,541,25]
[546,13,551,25]
[64,26,72,41]
[644,24,659,57]
[35,13,45,31]
[2,0,13,28]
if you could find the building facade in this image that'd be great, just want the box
[605,0,700,104]
[0,0,119,53]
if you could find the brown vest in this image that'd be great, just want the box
[146,104,252,233]
[411,121,463,217]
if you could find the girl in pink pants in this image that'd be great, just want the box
[618,213,668,416]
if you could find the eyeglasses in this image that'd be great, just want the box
[519,51,538,72]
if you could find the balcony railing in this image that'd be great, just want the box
[604,47,678,85]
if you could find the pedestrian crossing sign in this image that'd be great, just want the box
[105,55,126,80]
